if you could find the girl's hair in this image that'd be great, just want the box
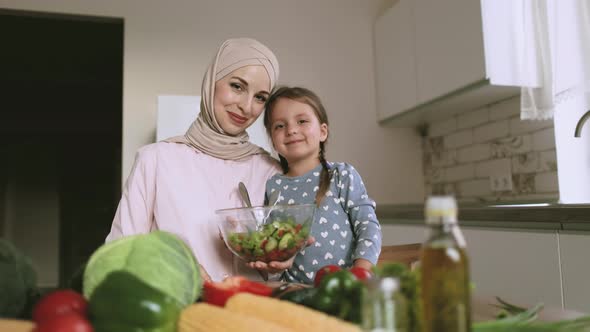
[264,86,331,206]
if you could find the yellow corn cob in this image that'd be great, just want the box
[226,293,362,332]
[178,302,294,332]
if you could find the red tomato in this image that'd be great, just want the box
[314,265,342,287]
[33,290,88,324]
[349,266,373,281]
[33,313,93,332]
[203,276,273,307]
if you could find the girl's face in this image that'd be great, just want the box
[269,98,328,166]
[214,65,270,136]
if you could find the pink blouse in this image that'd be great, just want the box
[106,142,279,281]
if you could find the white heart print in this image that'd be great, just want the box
[283,185,289,190]
[333,210,339,215]
[302,192,308,197]
[298,265,305,271]
[361,194,368,199]
[313,186,319,192]
[313,172,320,176]
[288,199,295,204]
[349,186,354,191]
[342,170,348,176]
[326,190,333,197]
[306,178,312,183]
[270,188,275,193]
[354,220,360,227]
[320,232,328,238]
[324,252,333,260]
[301,250,306,256]
[306,272,314,279]
[319,217,328,224]
[315,242,322,247]
[347,200,354,207]
[362,221,369,225]
[333,198,340,204]
[329,240,335,246]
[312,259,319,265]
[332,224,340,230]
[275,179,282,185]
[340,231,348,238]
[338,259,345,266]
[323,205,329,211]
[373,234,379,239]
[360,251,365,255]
[293,187,298,191]
[364,240,373,247]
[340,244,346,250]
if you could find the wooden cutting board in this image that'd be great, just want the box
[0,319,35,332]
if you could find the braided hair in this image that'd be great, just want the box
[264,86,331,206]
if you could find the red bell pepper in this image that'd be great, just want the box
[203,276,273,307]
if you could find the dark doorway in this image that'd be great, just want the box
[0,9,123,288]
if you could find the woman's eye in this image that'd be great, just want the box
[255,94,268,103]
[230,82,243,91]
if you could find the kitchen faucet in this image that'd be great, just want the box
[574,109,590,137]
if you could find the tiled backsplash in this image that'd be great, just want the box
[423,96,559,203]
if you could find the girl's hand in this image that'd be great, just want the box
[199,264,212,282]
[247,236,316,274]
[353,258,373,270]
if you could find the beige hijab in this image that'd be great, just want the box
[165,38,279,160]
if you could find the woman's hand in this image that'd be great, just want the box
[247,236,316,274]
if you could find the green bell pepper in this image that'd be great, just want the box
[310,269,364,324]
[89,271,183,332]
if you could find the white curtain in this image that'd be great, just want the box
[520,0,590,120]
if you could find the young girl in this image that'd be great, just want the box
[260,86,382,284]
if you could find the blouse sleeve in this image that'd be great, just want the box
[105,147,157,242]
[337,164,382,265]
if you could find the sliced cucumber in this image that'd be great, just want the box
[278,233,295,250]
[265,237,278,252]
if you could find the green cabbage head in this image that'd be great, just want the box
[83,231,201,307]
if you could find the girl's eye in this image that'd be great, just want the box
[298,119,309,124]
[230,82,243,91]
[273,123,285,130]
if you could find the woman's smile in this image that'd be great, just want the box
[227,111,248,126]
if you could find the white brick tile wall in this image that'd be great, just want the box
[457,144,491,163]
[475,158,512,177]
[535,172,559,192]
[533,128,556,150]
[445,129,473,149]
[429,118,457,137]
[512,152,539,173]
[491,135,533,157]
[509,117,552,136]
[539,150,558,171]
[473,120,510,143]
[457,107,489,129]
[459,179,492,197]
[445,164,475,182]
[489,96,520,120]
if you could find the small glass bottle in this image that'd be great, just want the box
[362,277,407,332]
[420,196,471,332]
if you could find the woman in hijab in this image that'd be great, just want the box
[106,38,280,282]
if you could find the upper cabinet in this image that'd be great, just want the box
[375,0,527,125]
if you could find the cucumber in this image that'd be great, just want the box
[278,233,295,250]
[264,237,278,252]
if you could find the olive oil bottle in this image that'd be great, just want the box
[420,196,471,332]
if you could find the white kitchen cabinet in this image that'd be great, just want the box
[374,0,520,125]
[559,231,590,312]
[414,0,486,104]
[462,227,563,308]
[374,0,417,120]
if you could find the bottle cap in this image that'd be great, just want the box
[425,195,458,224]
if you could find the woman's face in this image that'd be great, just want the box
[214,65,271,136]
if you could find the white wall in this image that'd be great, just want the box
[0,0,424,204]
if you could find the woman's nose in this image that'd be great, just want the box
[238,96,253,115]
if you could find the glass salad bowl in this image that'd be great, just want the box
[216,204,316,263]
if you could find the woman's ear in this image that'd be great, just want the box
[319,123,329,142]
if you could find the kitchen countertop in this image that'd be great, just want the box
[376,201,590,231]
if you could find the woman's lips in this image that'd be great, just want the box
[228,112,248,125]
